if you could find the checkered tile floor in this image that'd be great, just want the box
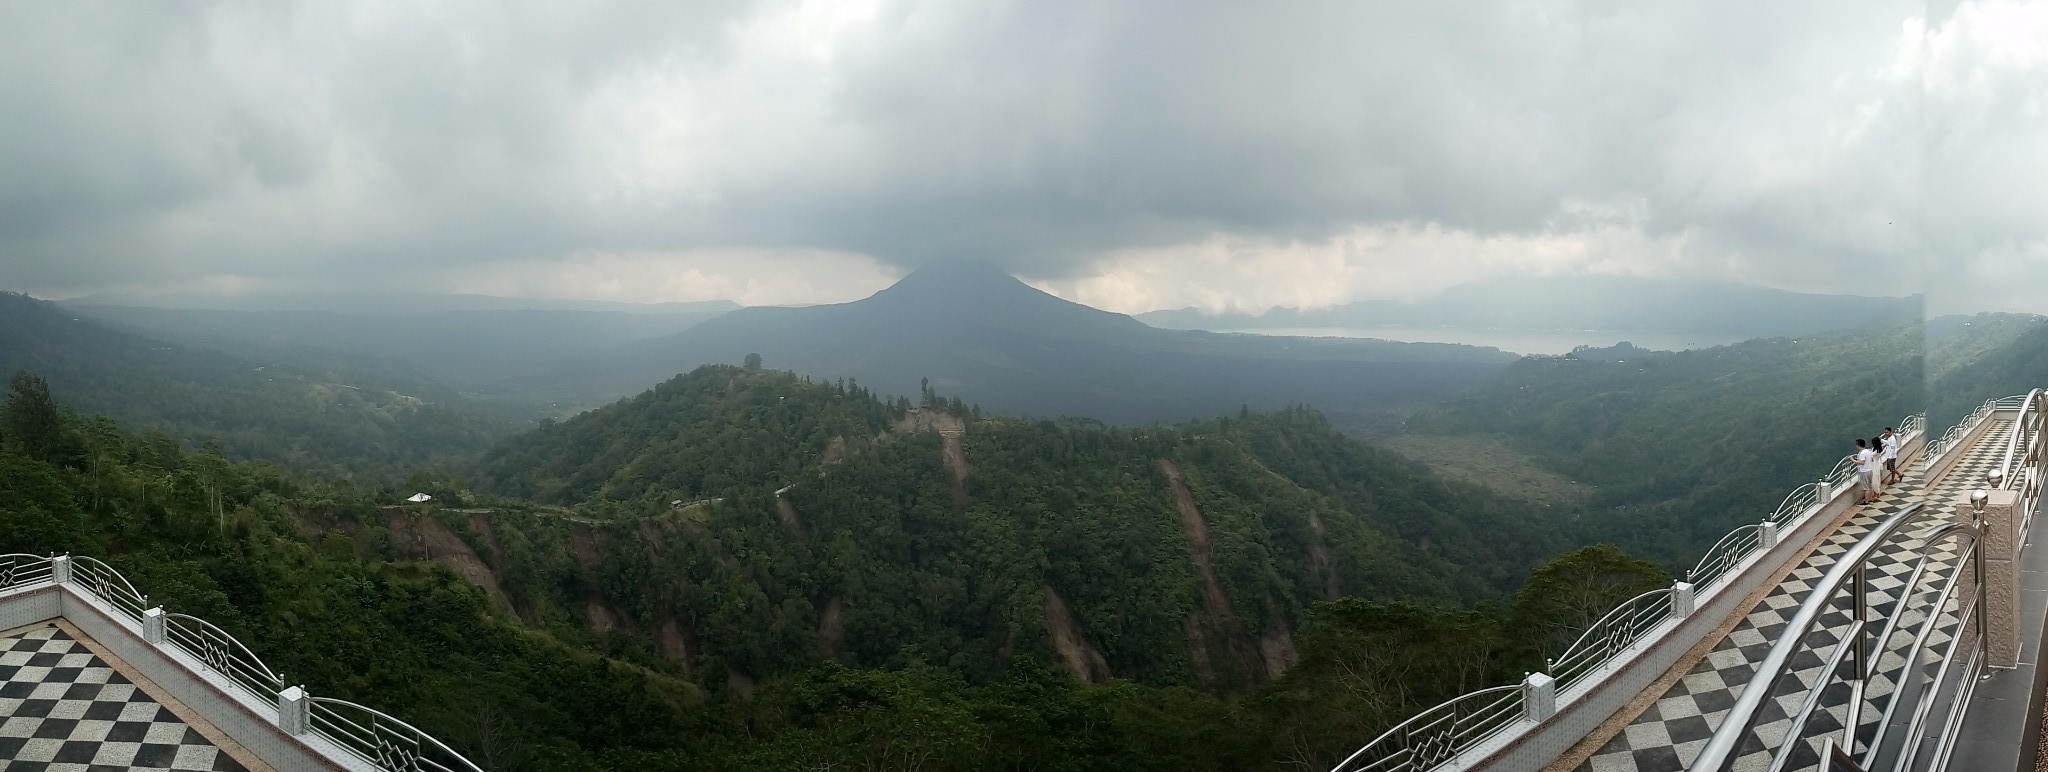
[1576,422,2007,772]
[0,625,246,771]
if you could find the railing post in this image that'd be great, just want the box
[1760,520,1780,549]
[1522,672,1557,722]
[1973,488,2022,668]
[278,685,309,735]
[143,607,165,645]
[50,555,70,584]
[1672,581,1696,618]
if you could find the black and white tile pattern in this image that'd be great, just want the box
[0,625,247,772]
[1577,423,2003,772]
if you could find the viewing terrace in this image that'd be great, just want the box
[1336,392,2048,772]
[0,552,482,771]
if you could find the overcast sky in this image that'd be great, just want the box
[1,1,2042,314]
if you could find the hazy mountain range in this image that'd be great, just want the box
[539,262,1518,424]
[1138,276,1922,337]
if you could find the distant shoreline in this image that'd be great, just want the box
[1210,326,1748,356]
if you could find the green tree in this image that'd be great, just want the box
[1509,544,1668,660]
[3,372,63,464]
[743,352,763,371]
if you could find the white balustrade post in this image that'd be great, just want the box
[1671,581,1696,618]
[143,608,165,645]
[278,686,309,735]
[50,555,70,584]
[1759,520,1780,549]
[1522,672,1557,722]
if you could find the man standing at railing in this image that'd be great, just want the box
[1880,427,1902,486]
[1855,438,1880,504]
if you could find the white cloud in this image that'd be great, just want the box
[0,0,2041,313]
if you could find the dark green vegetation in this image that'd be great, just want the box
[1400,318,2048,568]
[1926,313,2048,428]
[1,368,1673,771]
[539,262,1517,425]
[1141,275,1921,339]
[471,367,1561,688]
[0,292,524,479]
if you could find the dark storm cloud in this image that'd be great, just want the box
[0,0,2034,307]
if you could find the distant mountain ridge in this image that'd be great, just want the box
[541,262,1519,424]
[64,290,739,315]
[0,292,519,475]
[1139,276,1922,338]
[65,304,730,389]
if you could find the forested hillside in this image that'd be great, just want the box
[1406,321,1932,566]
[1927,313,2048,427]
[0,292,523,479]
[470,366,1562,693]
[4,371,1662,771]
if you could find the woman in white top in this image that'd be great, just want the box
[1855,438,1880,505]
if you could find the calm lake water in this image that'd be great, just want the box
[1218,326,1752,356]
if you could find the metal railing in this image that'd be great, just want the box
[1547,587,1677,689]
[310,697,485,772]
[1326,410,1934,772]
[163,612,286,699]
[1686,525,1762,591]
[1993,390,2044,535]
[0,553,54,591]
[1927,397,2004,461]
[69,555,149,622]
[1331,685,1524,772]
[1693,393,2046,772]
[1688,505,1979,772]
[0,553,484,772]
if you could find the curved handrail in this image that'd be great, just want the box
[163,612,285,701]
[1868,522,1979,770]
[0,553,54,591]
[1548,588,1675,688]
[1327,410,1935,772]
[1929,398,2000,460]
[21,552,477,772]
[1687,525,1762,589]
[1766,484,1821,526]
[1331,684,1522,772]
[68,555,148,621]
[1687,502,1932,771]
[308,697,487,772]
[1996,390,2040,486]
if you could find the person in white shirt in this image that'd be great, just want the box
[1880,427,1901,485]
[1854,438,1879,504]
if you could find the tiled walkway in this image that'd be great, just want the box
[0,625,246,771]
[1576,423,2007,772]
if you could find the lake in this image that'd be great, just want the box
[1217,326,1753,356]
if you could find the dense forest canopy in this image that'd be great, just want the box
[470,366,1565,690]
[1400,316,2047,567]
[1,371,1645,771]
